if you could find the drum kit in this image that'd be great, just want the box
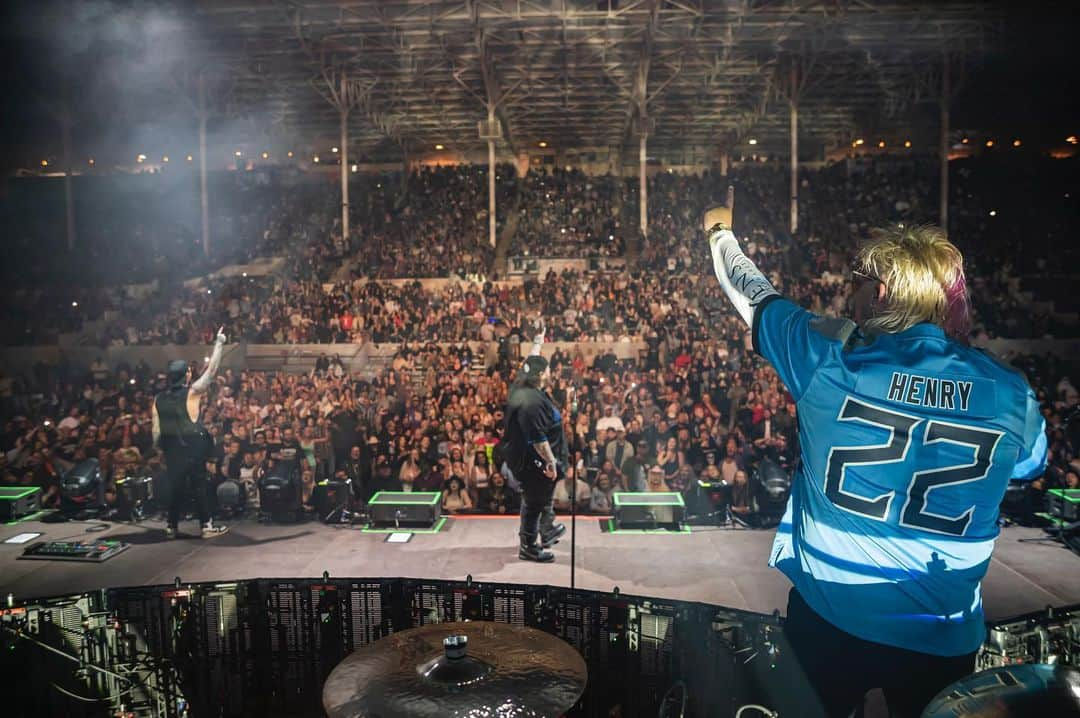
[322,621,588,718]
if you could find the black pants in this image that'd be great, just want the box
[517,467,558,545]
[165,450,210,529]
[784,588,976,718]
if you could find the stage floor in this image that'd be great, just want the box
[1,514,1078,620]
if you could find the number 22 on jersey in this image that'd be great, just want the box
[823,397,1003,537]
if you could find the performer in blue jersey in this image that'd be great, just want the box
[704,196,1047,718]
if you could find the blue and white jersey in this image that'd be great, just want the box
[756,297,1047,657]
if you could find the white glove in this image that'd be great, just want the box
[215,326,227,345]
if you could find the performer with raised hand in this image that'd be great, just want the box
[153,326,231,539]
[704,191,1047,717]
[503,317,567,562]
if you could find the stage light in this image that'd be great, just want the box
[747,138,758,145]
[1012,139,1021,147]
[878,140,886,148]
[261,151,269,159]
[313,155,320,163]
[40,160,47,167]
[538,141,548,148]
[186,154,193,161]
[61,459,102,507]
[750,458,791,528]
[904,140,912,148]
[136,154,146,163]
[235,150,242,157]
[1067,136,1078,145]
[331,146,339,153]
[961,137,969,144]
[985,140,994,148]
[435,144,444,150]
[854,138,865,146]
[162,155,169,162]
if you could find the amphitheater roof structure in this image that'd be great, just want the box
[185,1,1000,161]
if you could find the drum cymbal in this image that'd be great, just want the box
[323,621,588,718]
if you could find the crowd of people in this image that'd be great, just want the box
[510,167,628,258]
[0,327,817,520]
[1,152,1077,521]
[2,329,1077,521]
[7,154,1074,347]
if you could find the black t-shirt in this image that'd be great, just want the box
[504,384,568,474]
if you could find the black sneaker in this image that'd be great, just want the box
[540,523,566,549]
[519,543,555,563]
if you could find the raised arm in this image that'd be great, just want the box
[703,188,779,328]
[191,327,227,395]
[528,317,545,357]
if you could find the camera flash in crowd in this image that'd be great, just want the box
[989,210,997,217]
[71,301,78,308]
[130,379,136,385]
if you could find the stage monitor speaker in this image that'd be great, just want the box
[0,486,41,521]
[1046,489,1080,521]
[367,491,440,529]
[613,492,685,530]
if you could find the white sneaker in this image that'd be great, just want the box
[201,522,229,539]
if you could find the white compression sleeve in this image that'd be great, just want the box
[708,230,779,327]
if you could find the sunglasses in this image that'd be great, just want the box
[851,269,881,285]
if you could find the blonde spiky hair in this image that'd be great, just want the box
[856,224,971,339]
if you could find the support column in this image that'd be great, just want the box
[789,63,799,235]
[639,131,648,238]
[198,72,210,258]
[61,117,76,252]
[939,58,950,230]
[340,70,351,245]
[487,106,497,248]
[790,101,799,234]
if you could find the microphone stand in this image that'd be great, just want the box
[569,386,579,590]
